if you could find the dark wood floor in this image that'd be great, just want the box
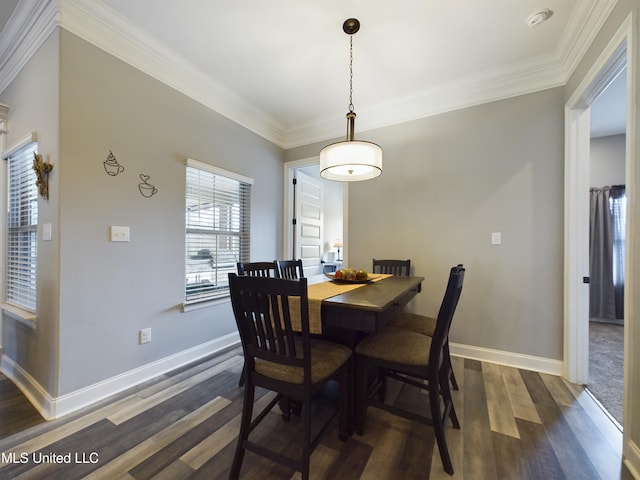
[0,374,45,438]
[0,347,633,479]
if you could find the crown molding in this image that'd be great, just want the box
[0,0,620,150]
[285,56,569,148]
[555,0,620,82]
[284,0,620,148]
[0,0,59,94]
[58,0,286,147]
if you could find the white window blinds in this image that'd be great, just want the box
[5,142,38,311]
[185,159,252,303]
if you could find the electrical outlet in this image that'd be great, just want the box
[139,328,151,344]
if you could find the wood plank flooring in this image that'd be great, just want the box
[0,348,633,479]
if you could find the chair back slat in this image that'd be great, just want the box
[278,259,305,279]
[429,265,465,369]
[372,259,411,276]
[237,261,280,278]
[229,274,309,371]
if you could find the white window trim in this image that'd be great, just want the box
[0,302,36,328]
[186,158,254,185]
[1,131,39,327]
[183,158,253,309]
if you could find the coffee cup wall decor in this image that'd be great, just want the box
[103,150,125,176]
[138,174,158,198]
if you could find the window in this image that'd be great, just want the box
[610,186,626,319]
[609,187,626,288]
[4,141,38,312]
[185,158,252,304]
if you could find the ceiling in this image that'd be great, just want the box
[0,0,626,147]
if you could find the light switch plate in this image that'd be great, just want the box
[43,223,52,241]
[110,226,130,242]
[491,232,502,245]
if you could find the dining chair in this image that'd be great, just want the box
[236,261,281,387]
[372,258,411,276]
[386,264,464,391]
[278,259,305,279]
[228,273,352,480]
[355,265,465,475]
[236,261,280,278]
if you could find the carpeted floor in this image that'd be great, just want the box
[588,320,624,425]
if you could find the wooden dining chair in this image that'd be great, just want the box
[278,259,305,279]
[236,261,280,386]
[372,258,411,276]
[387,264,463,390]
[355,265,465,475]
[228,273,352,480]
[236,261,280,278]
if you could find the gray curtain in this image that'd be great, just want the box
[590,185,625,321]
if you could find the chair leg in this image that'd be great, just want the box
[429,375,454,475]
[444,342,458,390]
[439,370,460,429]
[377,366,388,402]
[278,396,292,422]
[355,355,368,435]
[230,378,255,479]
[339,366,349,440]
[450,369,459,391]
[302,392,312,480]
[238,361,246,387]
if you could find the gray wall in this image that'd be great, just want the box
[2,28,284,398]
[0,29,61,396]
[56,30,283,395]
[288,87,565,360]
[590,134,626,187]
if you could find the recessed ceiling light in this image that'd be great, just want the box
[526,8,553,27]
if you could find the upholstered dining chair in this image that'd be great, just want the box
[387,264,464,390]
[372,258,411,276]
[236,261,280,278]
[355,265,465,475]
[228,273,351,480]
[278,259,305,279]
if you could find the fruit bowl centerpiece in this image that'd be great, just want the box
[325,267,370,283]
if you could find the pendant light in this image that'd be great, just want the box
[320,18,382,182]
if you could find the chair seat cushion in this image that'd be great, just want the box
[387,312,436,336]
[256,337,351,385]
[356,326,431,366]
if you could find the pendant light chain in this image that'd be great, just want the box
[348,35,354,113]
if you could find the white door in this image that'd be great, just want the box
[295,170,323,275]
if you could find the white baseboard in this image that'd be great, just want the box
[0,332,240,420]
[450,342,564,376]
[0,354,56,420]
[1,337,563,421]
[624,438,640,480]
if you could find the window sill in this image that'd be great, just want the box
[1,303,36,329]
[182,296,229,312]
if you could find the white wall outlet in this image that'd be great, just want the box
[110,226,130,242]
[139,328,151,344]
[491,232,502,245]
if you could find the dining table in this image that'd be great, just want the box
[303,273,426,433]
[309,273,424,334]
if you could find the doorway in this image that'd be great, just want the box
[587,68,627,425]
[283,158,347,275]
[564,15,634,436]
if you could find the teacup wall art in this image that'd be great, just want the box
[103,150,125,176]
[138,174,158,198]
